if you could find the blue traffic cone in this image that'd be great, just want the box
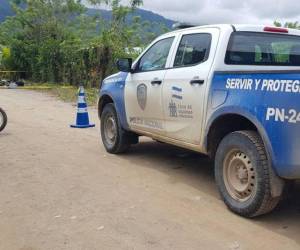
[70,86,95,128]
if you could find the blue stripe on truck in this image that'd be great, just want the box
[208,71,300,179]
[100,72,129,130]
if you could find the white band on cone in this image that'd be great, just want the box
[78,108,88,113]
[78,96,86,103]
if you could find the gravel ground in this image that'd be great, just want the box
[0,88,300,250]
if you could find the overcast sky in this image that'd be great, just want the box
[84,0,300,25]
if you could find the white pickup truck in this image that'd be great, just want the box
[98,24,300,217]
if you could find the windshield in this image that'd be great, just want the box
[225,31,300,66]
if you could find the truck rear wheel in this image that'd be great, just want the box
[101,103,137,154]
[0,108,7,132]
[215,130,283,217]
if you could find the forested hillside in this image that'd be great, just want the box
[0,0,175,29]
[0,0,14,22]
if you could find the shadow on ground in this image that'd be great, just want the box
[121,139,300,244]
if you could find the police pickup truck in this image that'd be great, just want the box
[98,24,300,217]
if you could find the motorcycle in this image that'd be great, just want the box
[0,108,7,132]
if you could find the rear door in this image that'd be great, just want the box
[162,28,219,144]
[125,36,176,136]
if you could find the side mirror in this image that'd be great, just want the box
[116,58,133,73]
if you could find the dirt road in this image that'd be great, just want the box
[0,89,300,250]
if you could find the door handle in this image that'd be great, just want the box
[190,79,204,85]
[151,80,162,85]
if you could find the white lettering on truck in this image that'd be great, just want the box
[226,78,300,93]
[226,78,253,90]
[266,107,300,123]
[261,79,300,93]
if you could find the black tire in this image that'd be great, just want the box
[0,108,7,132]
[215,130,283,218]
[101,103,138,154]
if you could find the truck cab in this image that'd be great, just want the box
[98,24,300,217]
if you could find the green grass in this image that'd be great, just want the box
[23,83,98,106]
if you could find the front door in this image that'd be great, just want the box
[125,36,176,135]
[162,29,219,144]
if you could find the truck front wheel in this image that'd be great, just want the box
[215,130,283,217]
[101,103,138,154]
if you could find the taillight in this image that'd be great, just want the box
[264,27,289,33]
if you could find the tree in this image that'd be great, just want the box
[0,0,170,87]
[0,0,85,82]
[274,21,300,29]
[85,0,143,87]
[0,47,13,70]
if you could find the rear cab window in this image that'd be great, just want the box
[225,31,300,66]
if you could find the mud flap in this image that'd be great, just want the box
[269,164,285,198]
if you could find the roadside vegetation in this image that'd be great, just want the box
[23,83,98,106]
[0,0,168,89]
[0,1,300,105]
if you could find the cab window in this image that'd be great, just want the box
[137,37,174,72]
[225,31,300,66]
[174,33,212,67]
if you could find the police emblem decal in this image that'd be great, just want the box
[137,84,147,110]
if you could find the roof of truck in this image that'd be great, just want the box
[165,24,300,37]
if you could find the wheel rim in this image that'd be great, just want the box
[104,115,117,146]
[223,149,256,202]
